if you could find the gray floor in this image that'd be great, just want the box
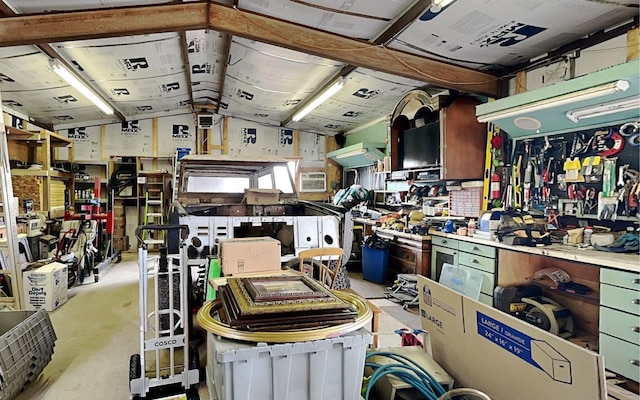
[14,256,420,400]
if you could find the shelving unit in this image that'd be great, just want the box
[0,115,25,310]
[7,127,74,218]
[74,161,109,212]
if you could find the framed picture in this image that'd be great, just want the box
[244,276,328,302]
[226,275,349,316]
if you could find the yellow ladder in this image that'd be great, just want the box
[142,189,164,245]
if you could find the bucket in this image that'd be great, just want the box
[362,246,389,283]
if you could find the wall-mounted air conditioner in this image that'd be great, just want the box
[300,172,327,193]
[197,114,214,129]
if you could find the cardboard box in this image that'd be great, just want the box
[244,189,280,205]
[417,276,606,400]
[23,262,68,311]
[219,237,281,275]
[113,236,129,252]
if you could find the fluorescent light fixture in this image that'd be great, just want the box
[566,96,640,122]
[292,78,345,122]
[477,80,630,123]
[49,59,114,115]
[335,148,366,159]
[434,0,455,6]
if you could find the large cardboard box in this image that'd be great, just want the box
[219,237,281,275]
[417,276,606,400]
[23,262,68,311]
[244,189,280,205]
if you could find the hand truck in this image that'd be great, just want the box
[129,224,200,400]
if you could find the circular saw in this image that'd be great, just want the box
[521,296,574,339]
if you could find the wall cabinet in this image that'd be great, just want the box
[390,95,487,180]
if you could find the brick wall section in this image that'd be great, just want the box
[11,176,42,213]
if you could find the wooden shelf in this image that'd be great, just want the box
[6,126,36,140]
[11,169,73,179]
[526,279,599,305]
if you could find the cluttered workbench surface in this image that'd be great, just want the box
[430,230,639,273]
[355,216,638,273]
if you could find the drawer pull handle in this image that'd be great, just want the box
[632,327,640,333]
[634,279,640,284]
[473,246,480,251]
[442,240,447,244]
[633,299,640,305]
[631,360,640,367]
[472,259,479,264]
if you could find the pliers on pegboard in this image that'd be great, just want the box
[583,188,598,215]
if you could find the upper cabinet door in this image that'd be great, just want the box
[440,97,487,180]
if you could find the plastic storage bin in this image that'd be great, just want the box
[206,328,372,400]
[362,246,389,283]
[0,309,56,400]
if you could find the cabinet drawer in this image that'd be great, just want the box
[600,268,640,291]
[458,252,496,274]
[458,241,496,259]
[432,236,458,249]
[600,333,640,380]
[600,306,640,346]
[601,284,640,316]
[388,261,415,276]
[478,292,493,307]
[457,263,495,295]
[389,246,417,264]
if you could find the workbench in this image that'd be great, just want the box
[430,230,639,383]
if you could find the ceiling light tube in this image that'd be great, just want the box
[477,80,630,123]
[566,97,640,122]
[49,59,114,115]
[434,0,455,7]
[292,78,345,122]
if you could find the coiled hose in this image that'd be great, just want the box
[364,351,446,400]
[364,351,492,400]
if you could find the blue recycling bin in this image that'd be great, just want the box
[362,245,389,283]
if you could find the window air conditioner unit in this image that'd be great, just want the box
[197,114,214,129]
[300,172,327,193]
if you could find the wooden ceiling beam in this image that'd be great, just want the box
[0,3,208,45]
[0,2,499,96]
[208,6,499,96]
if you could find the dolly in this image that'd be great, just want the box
[129,224,200,400]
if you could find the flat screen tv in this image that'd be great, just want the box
[401,122,441,169]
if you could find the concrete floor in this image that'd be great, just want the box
[14,254,420,400]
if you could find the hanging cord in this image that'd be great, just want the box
[364,351,447,400]
[108,167,136,195]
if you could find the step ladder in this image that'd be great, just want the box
[142,189,165,245]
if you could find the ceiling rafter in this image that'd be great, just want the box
[0,2,500,97]
[0,0,126,123]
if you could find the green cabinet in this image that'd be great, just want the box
[430,236,497,306]
[599,268,640,381]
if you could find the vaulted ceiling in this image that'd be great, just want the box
[0,0,637,135]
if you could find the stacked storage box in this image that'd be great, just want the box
[112,202,128,252]
[206,328,372,400]
[0,309,56,400]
